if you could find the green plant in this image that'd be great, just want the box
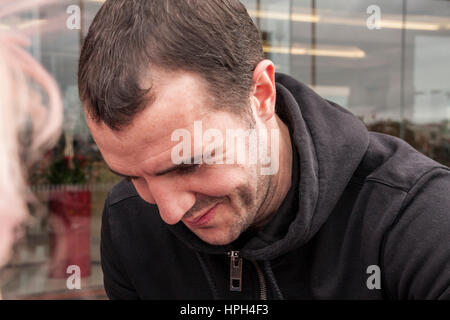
[46,155,92,185]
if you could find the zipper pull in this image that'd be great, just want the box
[228,251,243,292]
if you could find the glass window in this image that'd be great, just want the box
[243,0,450,166]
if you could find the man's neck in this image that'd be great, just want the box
[253,115,293,229]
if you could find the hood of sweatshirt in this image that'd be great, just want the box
[167,73,370,261]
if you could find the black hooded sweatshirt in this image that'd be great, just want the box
[100,73,450,300]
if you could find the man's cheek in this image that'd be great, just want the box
[197,167,248,192]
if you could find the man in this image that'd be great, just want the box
[79,0,450,299]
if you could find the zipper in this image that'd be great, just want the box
[228,251,242,292]
[252,260,268,300]
[227,251,268,300]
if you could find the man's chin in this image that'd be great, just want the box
[191,227,239,246]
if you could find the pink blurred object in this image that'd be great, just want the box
[0,0,63,270]
[48,189,91,278]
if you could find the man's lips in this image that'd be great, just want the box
[184,201,222,227]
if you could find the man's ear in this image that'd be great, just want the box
[251,60,276,122]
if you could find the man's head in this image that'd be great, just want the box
[78,0,265,130]
[79,0,288,245]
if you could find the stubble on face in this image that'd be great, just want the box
[181,106,277,245]
[184,162,273,246]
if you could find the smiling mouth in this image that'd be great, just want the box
[184,201,222,227]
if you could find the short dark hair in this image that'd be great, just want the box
[78,0,264,130]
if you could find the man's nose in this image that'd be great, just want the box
[146,177,196,225]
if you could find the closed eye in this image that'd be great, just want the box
[176,164,201,175]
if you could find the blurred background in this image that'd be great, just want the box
[0,0,449,299]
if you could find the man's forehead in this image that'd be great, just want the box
[89,75,210,137]
[88,107,192,158]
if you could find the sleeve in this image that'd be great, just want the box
[101,195,140,300]
[381,168,450,300]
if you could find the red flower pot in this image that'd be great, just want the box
[48,187,91,278]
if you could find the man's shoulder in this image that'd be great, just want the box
[104,179,162,226]
[356,131,450,193]
[107,178,140,206]
[103,179,171,243]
